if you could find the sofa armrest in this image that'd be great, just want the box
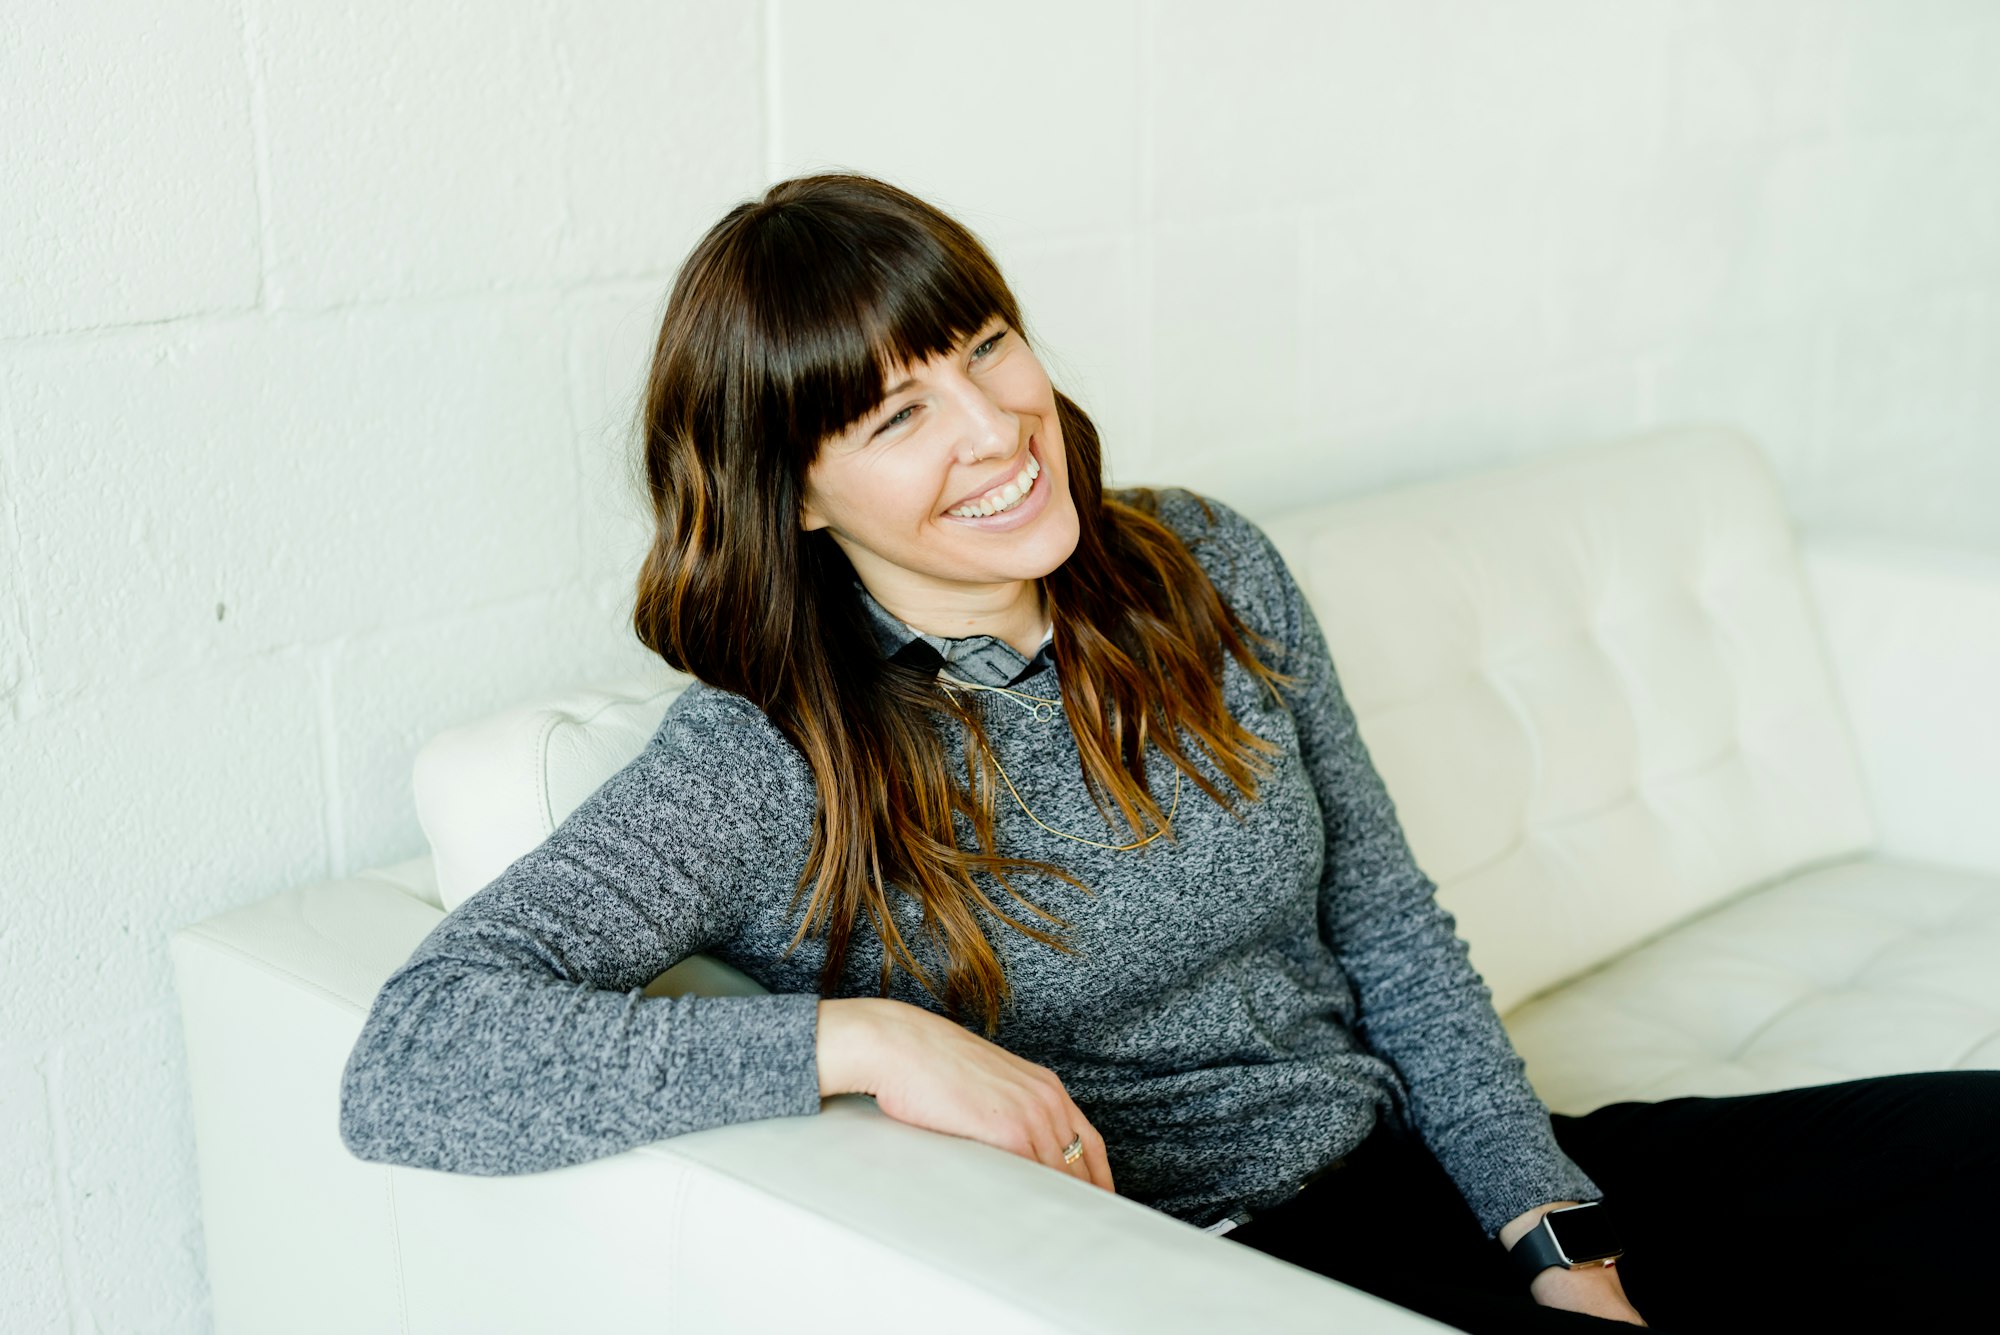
[170,865,443,1334]
[1800,534,2000,878]
[172,870,1443,1334]
[386,1096,1443,1334]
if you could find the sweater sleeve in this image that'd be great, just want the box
[1188,493,1602,1237]
[337,689,824,1175]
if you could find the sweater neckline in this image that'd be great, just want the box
[854,581,1055,689]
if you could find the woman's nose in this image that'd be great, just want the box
[946,373,1016,464]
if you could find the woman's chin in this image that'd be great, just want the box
[1017,500,1083,579]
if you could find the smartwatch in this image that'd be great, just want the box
[1507,1201,1625,1282]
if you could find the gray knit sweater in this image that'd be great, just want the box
[338,488,1601,1236]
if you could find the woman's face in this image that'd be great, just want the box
[799,317,1081,619]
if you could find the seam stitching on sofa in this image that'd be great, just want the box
[533,712,562,835]
[1656,920,1918,994]
[664,1155,693,1335]
[526,686,683,840]
[1829,932,1925,992]
[1573,992,1711,1041]
[1941,1026,2000,1069]
[178,924,377,1016]
[572,683,680,726]
[1725,988,1840,1062]
[385,1168,411,1333]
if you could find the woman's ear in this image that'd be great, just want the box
[798,459,835,531]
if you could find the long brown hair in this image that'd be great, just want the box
[633,173,1292,1035]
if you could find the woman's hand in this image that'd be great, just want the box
[1529,1263,1645,1325]
[1499,1201,1647,1326]
[816,997,1116,1194]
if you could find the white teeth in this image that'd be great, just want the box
[948,455,1042,518]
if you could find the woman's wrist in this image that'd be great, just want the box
[1530,1260,1633,1308]
[1499,1200,1580,1251]
[816,997,897,1097]
[1502,1200,1646,1324]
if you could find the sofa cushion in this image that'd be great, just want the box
[1259,424,1877,1011]
[1504,854,2000,1114]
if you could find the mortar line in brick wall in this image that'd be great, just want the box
[235,0,278,310]
[43,1047,90,1330]
[0,398,41,720]
[558,295,591,594]
[0,304,263,347]
[1133,0,1153,225]
[314,645,349,879]
[1822,4,1857,140]
[1977,289,1995,428]
[546,0,577,264]
[1806,318,1837,498]
[0,277,689,348]
[1129,0,1158,474]
[1294,211,1314,450]
[761,0,784,181]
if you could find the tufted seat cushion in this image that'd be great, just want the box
[1504,854,2000,1115]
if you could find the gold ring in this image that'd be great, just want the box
[1062,1133,1085,1164]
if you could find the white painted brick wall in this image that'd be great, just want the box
[2,2,1996,1329]
[0,0,262,338]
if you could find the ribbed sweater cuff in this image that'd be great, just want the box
[1431,1111,1604,1238]
[651,991,824,1130]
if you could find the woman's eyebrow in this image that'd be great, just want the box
[877,325,1001,400]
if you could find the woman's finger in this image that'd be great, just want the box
[1055,1091,1114,1192]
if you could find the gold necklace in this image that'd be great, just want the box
[934,673,1181,851]
[936,671,1062,723]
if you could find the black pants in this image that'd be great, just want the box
[1221,1071,2000,1333]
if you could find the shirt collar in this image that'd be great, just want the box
[855,581,1055,688]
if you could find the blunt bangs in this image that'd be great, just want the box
[737,185,1021,458]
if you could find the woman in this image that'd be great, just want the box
[340,173,1998,1334]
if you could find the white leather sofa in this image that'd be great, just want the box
[170,423,2000,1333]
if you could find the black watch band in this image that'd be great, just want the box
[1508,1202,1625,1282]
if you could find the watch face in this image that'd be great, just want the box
[1548,1203,1623,1263]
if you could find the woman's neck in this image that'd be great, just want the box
[865,576,1049,659]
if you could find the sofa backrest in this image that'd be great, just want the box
[412,422,1876,1010]
[1258,422,1874,1009]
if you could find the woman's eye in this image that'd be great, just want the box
[872,331,1000,435]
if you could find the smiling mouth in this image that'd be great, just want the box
[946,446,1042,518]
